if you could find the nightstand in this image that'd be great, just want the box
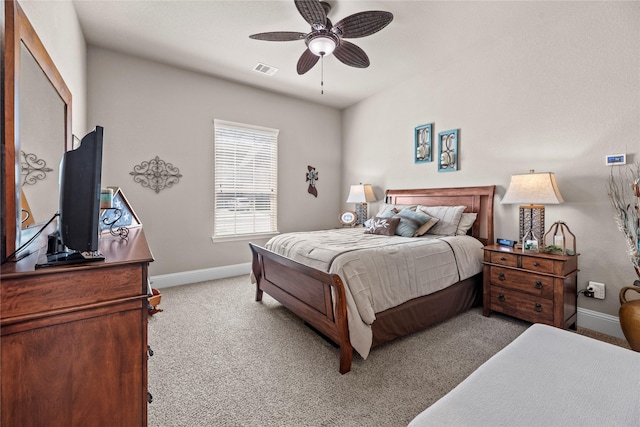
[483,245,578,329]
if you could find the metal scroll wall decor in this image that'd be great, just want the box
[306,165,318,197]
[130,156,183,194]
[20,151,53,186]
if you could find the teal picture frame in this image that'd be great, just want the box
[415,123,432,163]
[438,129,458,172]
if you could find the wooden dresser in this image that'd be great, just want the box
[1,228,153,426]
[483,244,578,329]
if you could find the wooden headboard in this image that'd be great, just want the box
[385,186,495,245]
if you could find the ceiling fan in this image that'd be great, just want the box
[249,0,393,76]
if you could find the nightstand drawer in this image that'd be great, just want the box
[490,285,554,324]
[521,256,556,274]
[490,267,554,298]
[489,252,518,267]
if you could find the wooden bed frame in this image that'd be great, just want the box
[250,186,495,374]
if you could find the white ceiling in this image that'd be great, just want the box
[72,0,564,110]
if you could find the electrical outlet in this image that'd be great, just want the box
[588,281,605,300]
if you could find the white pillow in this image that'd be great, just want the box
[417,205,466,236]
[456,212,477,236]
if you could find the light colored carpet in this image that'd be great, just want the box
[146,275,624,426]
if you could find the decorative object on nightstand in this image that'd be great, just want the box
[543,221,576,255]
[339,210,357,226]
[501,170,564,251]
[482,245,578,329]
[346,183,376,225]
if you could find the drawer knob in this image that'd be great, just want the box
[535,303,543,312]
[500,256,507,261]
[498,272,506,280]
[498,293,505,302]
[534,280,543,289]
[533,262,540,267]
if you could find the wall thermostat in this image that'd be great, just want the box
[605,153,626,166]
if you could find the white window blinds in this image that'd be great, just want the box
[213,120,278,238]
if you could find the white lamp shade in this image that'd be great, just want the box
[346,184,376,203]
[501,172,564,205]
[308,36,336,56]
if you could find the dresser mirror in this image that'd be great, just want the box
[2,0,72,259]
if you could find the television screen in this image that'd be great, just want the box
[36,126,105,268]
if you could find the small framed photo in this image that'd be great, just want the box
[339,210,357,226]
[438,129,458,172]
[414,124,432,163]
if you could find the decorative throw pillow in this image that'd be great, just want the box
[417,205,466,236]
[456,212,478,236]
[393,208,432,237]
[376,203,417,217]
[415,217,440,237]
[364,216,400,236]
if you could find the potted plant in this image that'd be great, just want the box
[608,162,640,350]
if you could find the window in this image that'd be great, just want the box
[213,120,278,239]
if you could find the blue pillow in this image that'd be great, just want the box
[393,208,432,237]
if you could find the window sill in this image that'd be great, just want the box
[211,232,279,244]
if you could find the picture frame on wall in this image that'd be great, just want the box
[438,129,458,172]
[414,123,432,163]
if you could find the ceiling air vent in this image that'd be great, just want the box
[253,63,278,76]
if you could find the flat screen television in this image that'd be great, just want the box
[36,126,105,268]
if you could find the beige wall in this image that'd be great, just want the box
[342,1,640,317]
[14,0,639,319]
[87,47,342,276]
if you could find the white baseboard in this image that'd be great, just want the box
[577,307,624,339]
[149,263,252,289]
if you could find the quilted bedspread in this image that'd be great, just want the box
[265,228,484,358]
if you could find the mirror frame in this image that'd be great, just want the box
[2,0,72,260]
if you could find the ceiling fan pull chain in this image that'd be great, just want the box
[321,55,324,95]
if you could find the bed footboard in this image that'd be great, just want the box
[249,243,352,374]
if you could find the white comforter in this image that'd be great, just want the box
[265,228,484,358]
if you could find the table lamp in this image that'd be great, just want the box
[501,170,564,248]
[346,184,376,225]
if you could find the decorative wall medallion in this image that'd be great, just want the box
[20,151,53,186]
[130,156,182,193]
[306,165,318,197]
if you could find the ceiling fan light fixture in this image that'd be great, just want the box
[308,34,337,57]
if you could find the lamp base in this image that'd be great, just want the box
[519,204,545,248]
[355,203,369,225]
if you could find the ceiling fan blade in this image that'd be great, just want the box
[333,11,393,38]
[297,49,320,75]
[333,40,370,68]
[295,0,327,27]
[249,32,307,41]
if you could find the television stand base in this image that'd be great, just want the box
[35,250,105,269]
